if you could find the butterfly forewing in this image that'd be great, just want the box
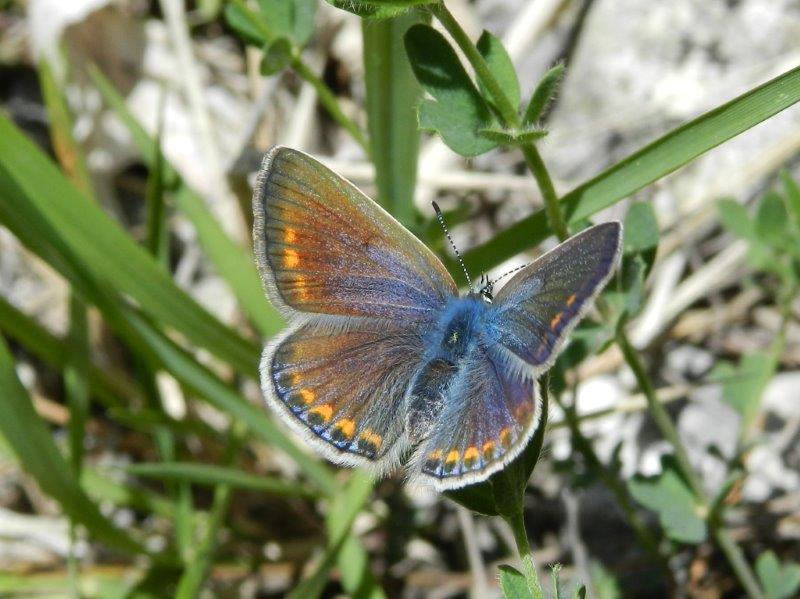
[253,147,457,320]
[492,222,622,369]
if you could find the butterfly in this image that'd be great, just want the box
[252,146,622,490]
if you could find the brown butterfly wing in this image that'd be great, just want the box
[253,147,457,321]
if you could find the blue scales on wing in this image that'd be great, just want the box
[492,222,621,369]
[411,341,539,489]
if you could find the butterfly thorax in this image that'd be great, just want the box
[405,296,493,443]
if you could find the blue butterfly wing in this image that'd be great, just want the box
[411,343,540,489]
[253,146,457,321]
[263,319,425,468]
[491,222,622,369]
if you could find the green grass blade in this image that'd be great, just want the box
[0,114,259,374]
[141,122,195,561]
[173,185,284,336]
[145,106,170,267]
[38,59,94,195]
[0,334,145,556]
[107,407,219,438]
[39,55,93,483]
[173,430,243,598]
[0,571,134,598]
[464,64,800,273]
[65,295,90,477]
[82,467,176,519]
[123,462,318,497]
[362,11,426,225]
[0,296,134,408]
[175,482,232,598]
[89,66,284,338]
[289,471,377,599]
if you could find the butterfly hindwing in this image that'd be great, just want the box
[263,318,426,468]
[411,343,540,490]
[253,146,457,320]
[492,222,622,369]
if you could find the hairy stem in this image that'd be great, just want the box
[521,144,569,240]
[506,509,544,599]
[713,528,765,599]
[616,328,765,598]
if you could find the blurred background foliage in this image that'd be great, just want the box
[0,0,799,596]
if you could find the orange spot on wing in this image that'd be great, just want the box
[464,446,479,467]
[550,312,563,330]
[360,429,383,450]
[445,450,460,465]
[293,276,309,301]
[428,449,442,460]
[285,228,297,243]
[566,293,577,307]
[482,441,495,459]
[334,418,356,439]
[500,428,512,448]
[309,404,332,423]
[514,403,532,419]
[299,388,315,404]
[283,249,300,268]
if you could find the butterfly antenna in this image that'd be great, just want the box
[491,262,530,285]
[432,201,473,290]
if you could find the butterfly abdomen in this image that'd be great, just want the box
[405,358,458,443]
[404,297,493,444]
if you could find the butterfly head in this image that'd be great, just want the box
[478,274,494,303]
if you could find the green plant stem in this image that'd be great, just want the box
[174,428,242,598]
[431,5,765,596]
[431,2,569,241]
[740,287,794,438]
[362,12,425,225]
[713,528,766,599]
[615,329,704,499]
[291,57,369,153]
[505,509,544,599]
[616,328,765,598]
[520,144,569,241]
[430,3,518,125]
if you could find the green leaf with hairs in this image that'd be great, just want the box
[476,30,520,111]
[499,565,533,599]
[523,63,565,125]
[405,24,498,156]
